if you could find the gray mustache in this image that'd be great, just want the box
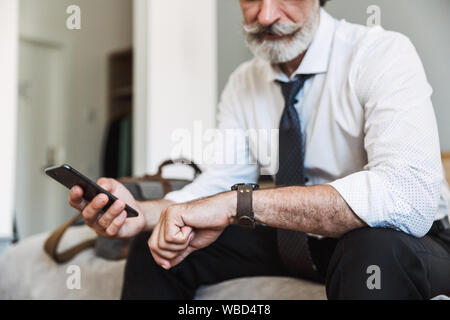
[243,21,302,37]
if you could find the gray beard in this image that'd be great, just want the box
[243,9,319,64]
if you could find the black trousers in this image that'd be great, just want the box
[121,225,450,300]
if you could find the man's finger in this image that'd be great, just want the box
[69,186,88,211]
[148,229,171,270]
[156,231,195,265]
[105,211,127,237]
[157,219,184,254]
[152,252,171,270]
[97,178,115,193]
[158,238,192,251]
[159,223,193,251]
[82,193,108,226]
[154,247,181,261]
[164,221,192,245]
[167,245,196,269]
[97,200,125,229]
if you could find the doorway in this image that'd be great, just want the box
[15,39,69,239]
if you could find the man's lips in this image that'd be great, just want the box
[263,34,289,41]
[257,31,297,42]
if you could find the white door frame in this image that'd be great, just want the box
[132,0,218,177]
[0,0,19,239]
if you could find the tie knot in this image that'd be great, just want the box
[279,74,313,107]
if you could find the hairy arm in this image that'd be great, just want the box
[149,185,367,269]
[250,185,366,238]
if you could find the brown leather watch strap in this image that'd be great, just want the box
[236,184,255,229]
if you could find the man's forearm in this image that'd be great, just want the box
[138,199,175,231]
[250,185,366,238]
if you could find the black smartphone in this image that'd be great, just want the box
[45,164,139,218]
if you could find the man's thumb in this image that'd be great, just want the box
[180,225,193,241]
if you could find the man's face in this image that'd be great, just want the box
[240,0,320,64]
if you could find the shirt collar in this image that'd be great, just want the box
[265,8,336,82]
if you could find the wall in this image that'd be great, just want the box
[0,0,18,239]
[17,0,132,231]
[217,0,252,100]
[133,0,218,176]
[217,0,450,150]
[20,0,133,180]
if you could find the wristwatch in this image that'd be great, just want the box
[231,183,260,229]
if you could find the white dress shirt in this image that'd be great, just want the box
[165,9,449,238]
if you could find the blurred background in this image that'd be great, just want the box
[0,0,449,252]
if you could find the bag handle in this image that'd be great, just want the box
[120,158,202,185]
[155,159,201,194]
[156,158,202,178]
[43,212,96,263]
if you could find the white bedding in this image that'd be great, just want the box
[0,226,326,300]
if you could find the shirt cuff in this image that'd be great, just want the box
[328,171,394,229]
[164,189,200,204]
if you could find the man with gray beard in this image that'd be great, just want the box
[69,0,450,299]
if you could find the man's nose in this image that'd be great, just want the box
[258,0,282,27]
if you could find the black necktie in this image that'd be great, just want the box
[276,74,320,281]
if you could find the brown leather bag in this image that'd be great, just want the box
[43,159,201,263]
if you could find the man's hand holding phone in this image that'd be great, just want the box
[69,178,146,239]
